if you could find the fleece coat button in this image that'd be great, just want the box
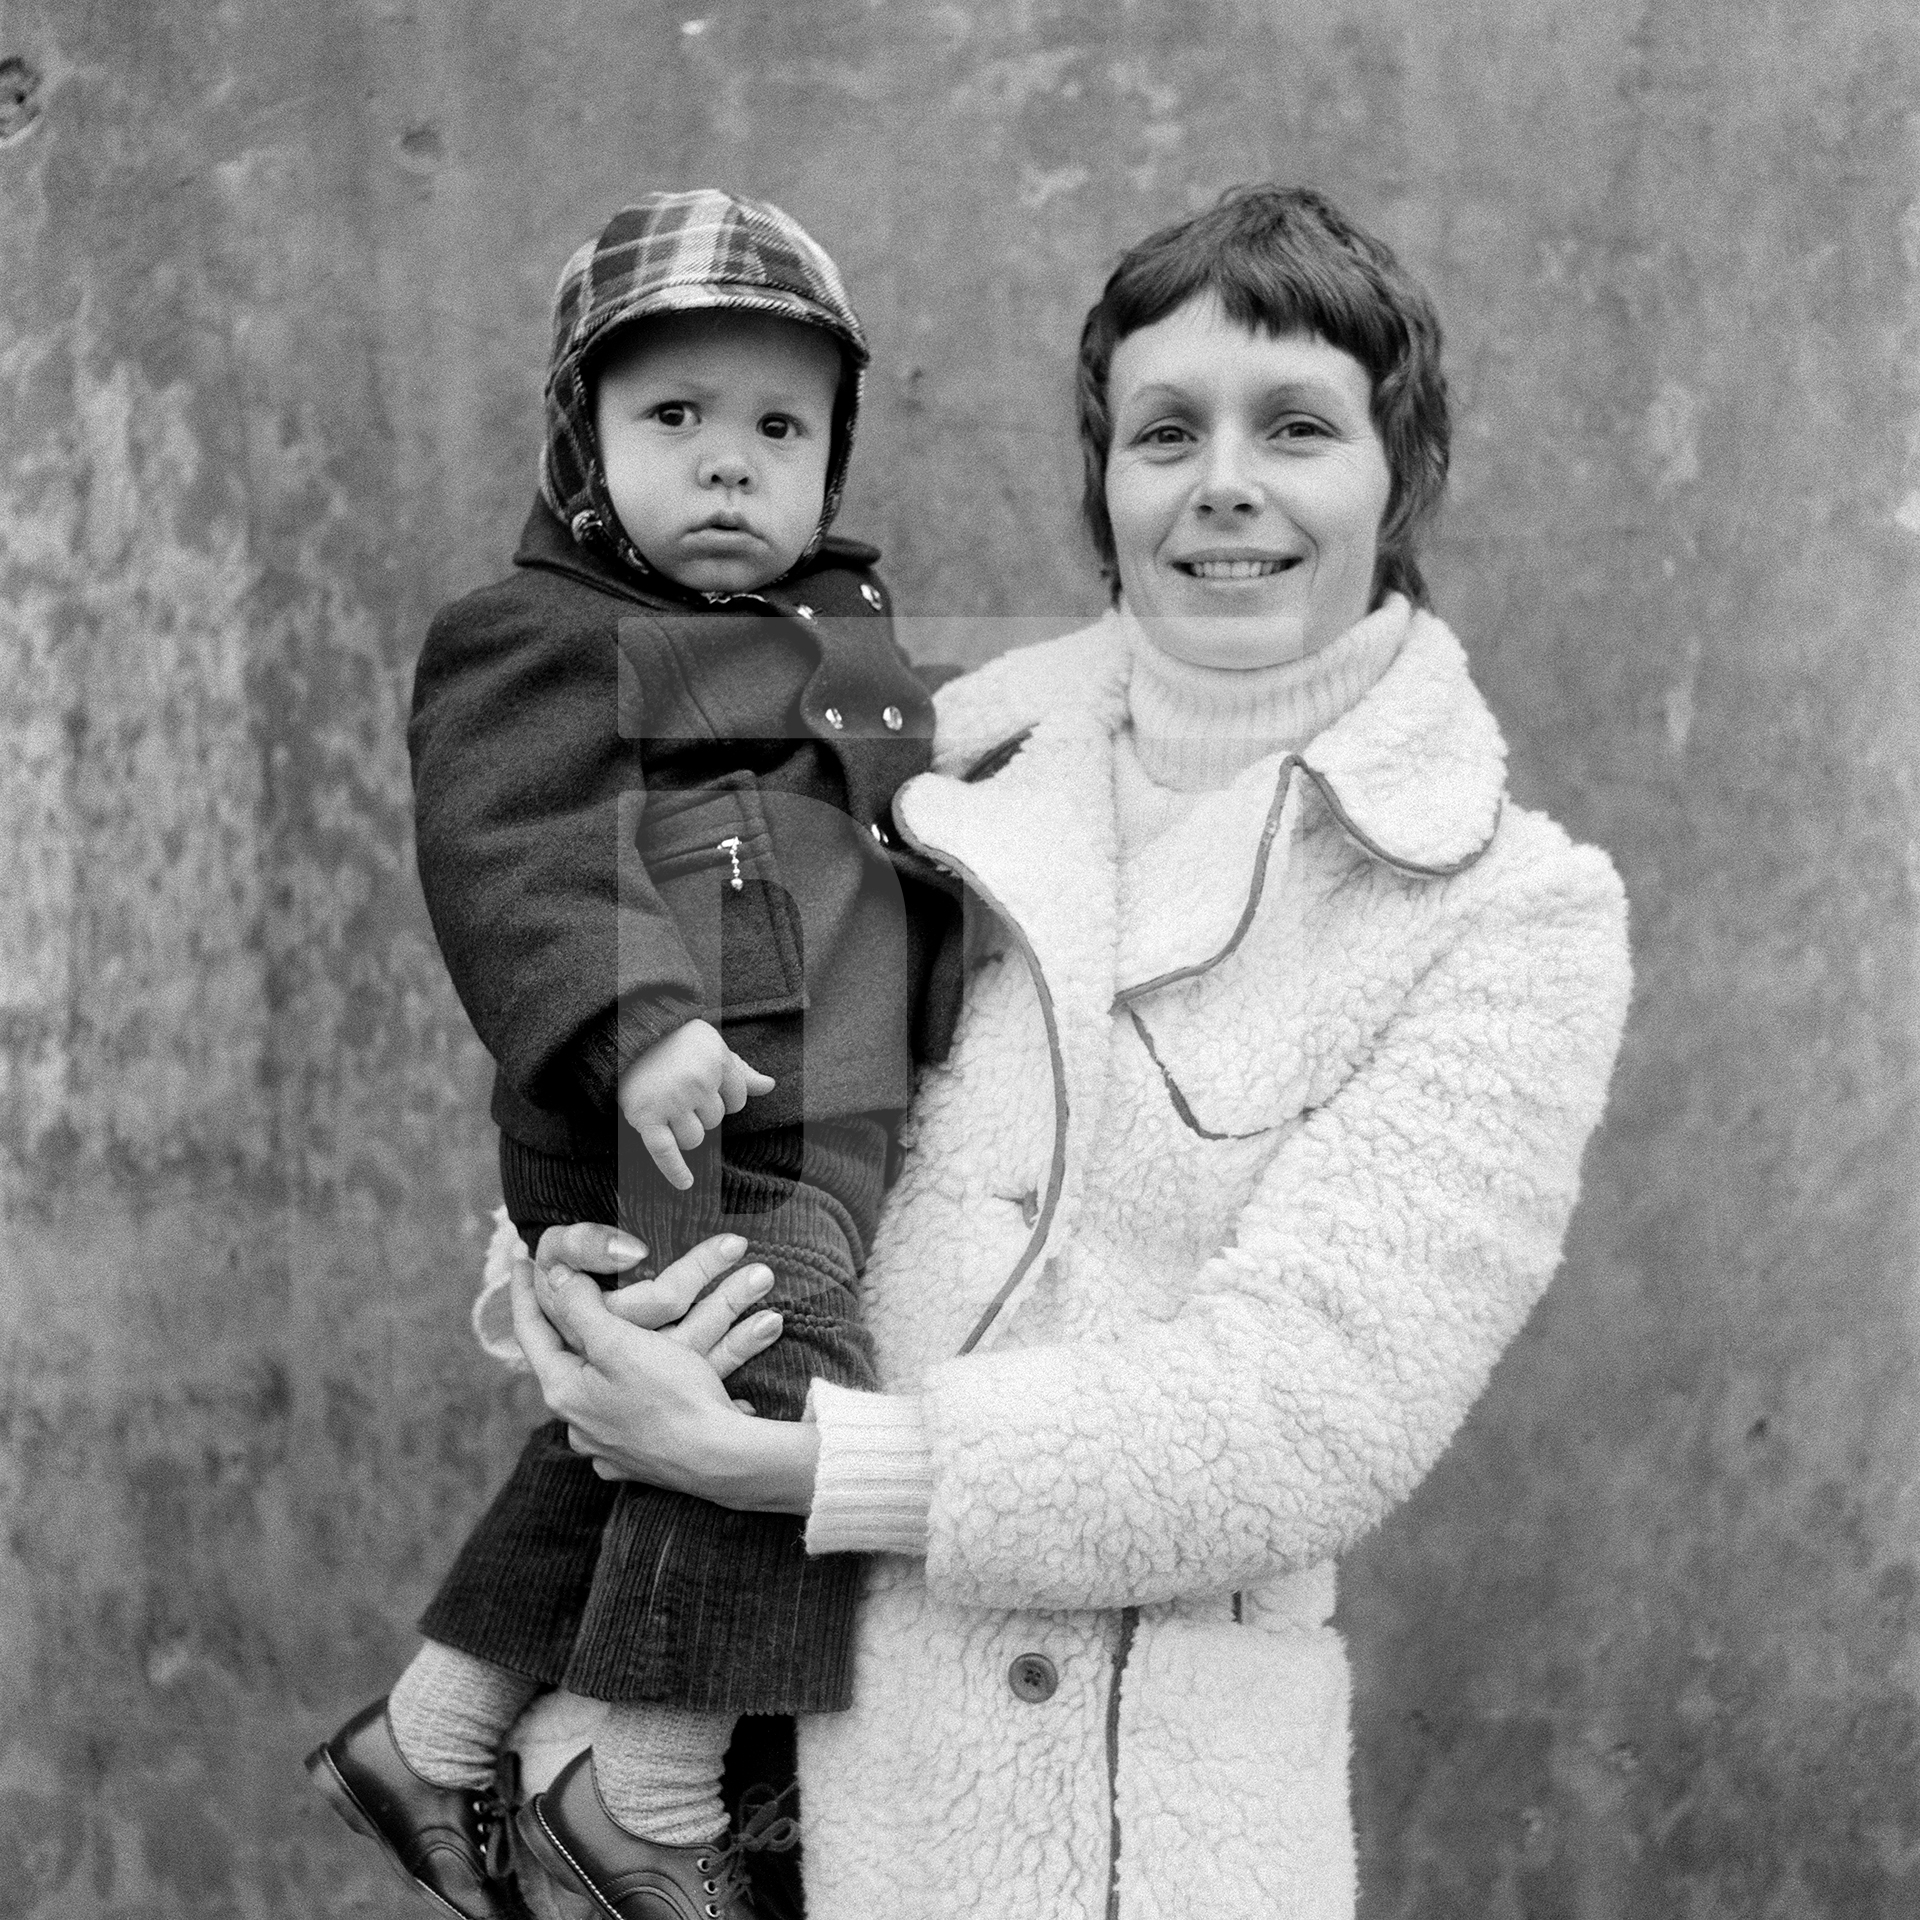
[1007,1653,1057,1703]
[823,707,845,730]
[882,705,904,731]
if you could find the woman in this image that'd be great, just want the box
[495,185,1632,1918]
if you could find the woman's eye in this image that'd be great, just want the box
[1137,423,1191,449]
[1272,417,1330,442]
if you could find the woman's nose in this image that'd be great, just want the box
[1193,435,1260,516]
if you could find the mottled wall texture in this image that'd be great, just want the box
[1,2,1914,1914]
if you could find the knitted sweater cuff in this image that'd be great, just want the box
[803,1382,935,1559]
[566,1010,626,1112]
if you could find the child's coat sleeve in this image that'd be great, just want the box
[409,585,704,1116]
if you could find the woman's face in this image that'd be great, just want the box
[1104,292,1393,670]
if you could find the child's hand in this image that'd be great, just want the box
[617,1019,775,1190]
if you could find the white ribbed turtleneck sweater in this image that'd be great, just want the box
[1113,599,1410,849]
[1123,599,1410,787]
[803,601,1410,1558]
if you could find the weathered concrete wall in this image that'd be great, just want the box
[0,3,1913,1913]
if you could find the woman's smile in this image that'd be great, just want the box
[1104,292,1392,669]
[1174,552,1303,580]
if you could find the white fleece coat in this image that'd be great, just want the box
[506,607,1631,1920]
[799,606,1629,1919]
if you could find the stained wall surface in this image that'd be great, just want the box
[1,3,1915,1915]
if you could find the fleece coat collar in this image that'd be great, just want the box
[896,598,1509,999]
[908,599,1503,900]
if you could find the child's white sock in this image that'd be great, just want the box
[387,1638,540,1790]
[592,1703,735,1845]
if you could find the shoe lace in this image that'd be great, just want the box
[700,1784,800,1917]
[475,1750,523,1883]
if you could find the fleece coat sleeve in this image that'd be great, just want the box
[409,588,706,1116]
[913,834,1630,1613]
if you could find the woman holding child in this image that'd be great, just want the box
[484,186,1629,1917]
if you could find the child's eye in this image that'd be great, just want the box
[759,414,804,442]
[652,401,696,428]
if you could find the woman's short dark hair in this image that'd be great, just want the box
[1077,185,1449,608]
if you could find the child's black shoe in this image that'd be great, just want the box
[517,1750,796,1920]
[306,1698,531,1920]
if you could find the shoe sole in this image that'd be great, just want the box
[304,1743,480,1920]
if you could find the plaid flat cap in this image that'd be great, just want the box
[539,190,869,576]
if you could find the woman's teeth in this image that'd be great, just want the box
[1182,558,1294,579]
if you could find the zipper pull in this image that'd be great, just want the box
[717,836,744,892]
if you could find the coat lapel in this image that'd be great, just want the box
[891,628,1130,1346]
[1112,762,1306,1000]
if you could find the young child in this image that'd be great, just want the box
[306,191,960,1920]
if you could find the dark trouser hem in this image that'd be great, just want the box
[561,1489,859,1713]
[418,1420,613,1685]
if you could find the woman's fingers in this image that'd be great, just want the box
[521,1221,779,1397]
[659,1265,776,1362]
[701,1309,784,1382]
[531,1259,625,1366]
[602,1234,751,1331]
[534,1222,648,1276]
[509,1251,587,1392]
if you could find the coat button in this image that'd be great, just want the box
[823,706,845,730]
[882,705,904,731]
[1007,1653,1057,1703]
[860,583,884,609]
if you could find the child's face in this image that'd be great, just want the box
[593,310,841,594]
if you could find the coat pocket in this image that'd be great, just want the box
[639,774,808,1020]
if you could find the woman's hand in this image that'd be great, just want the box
[532,1224,780,1391]
[508,1228,821,1514]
